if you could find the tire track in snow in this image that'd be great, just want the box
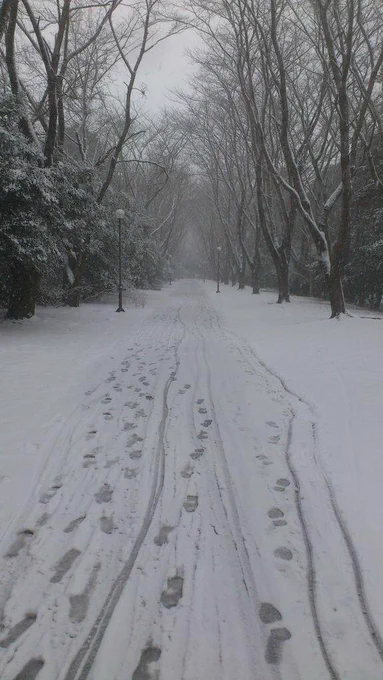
[209,304,383,673]
[312,423,383,664]
[284,415,340,680]
[62,309,185,680]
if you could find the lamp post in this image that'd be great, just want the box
[216,245,222,293]
[115,208,125,312]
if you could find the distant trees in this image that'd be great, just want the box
[0,0,187,318]
[180,0,383,316]
[2,0,383,318]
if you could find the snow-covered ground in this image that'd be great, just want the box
[0,280,382,680]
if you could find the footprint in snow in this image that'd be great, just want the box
[274,547,293,561]
[181,463,194,478]
[124,467,138,479]
[123,422,137,431]
[202,419,212,428]
[160,575,184,608]
[127,434,143,447]
[130,450,143,460]
[39,484,62,504]
[94,484,113,504]
[12,658,45,680]
[99,516,115,534]
[86,429,97,440]
[69,562,100,623]
[276,479,290,488]
[5,529,34,558]
[102,397,112,404]
[269,435,280,444]
[197,430,208,440]
[259,603,282,624]
[266,421,278,428]
[36,513,50,527]
[50,549,81,583]
[183,495,198,513]
[178,389,186,395]
[190,448,204,460]
[198,408,207,415]
[184,384,191,389]
[154,525,173,546]
[132,647,161,680]
[0,613,37,648]
[83,457,96,469]
[268,508,284,519]
[265,628,292,664]
[64,516,86,534]
[256,454,268,460]
[103,412,113,420]
[196,399,204,405]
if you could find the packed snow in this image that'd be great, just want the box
[0,280,383,680]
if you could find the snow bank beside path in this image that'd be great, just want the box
[206,282,383,628]
[0,290,169,544]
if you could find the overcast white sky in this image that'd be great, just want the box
[137,28,201,113]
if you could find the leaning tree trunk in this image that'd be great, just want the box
[6,264,41,319]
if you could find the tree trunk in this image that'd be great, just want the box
[238,265,246,290]
[251,245,261,294]
[276,259,289,303]
[6,264,40,319]
[65,251,87,307]
[251,265,260,294]
[328,264,345,318]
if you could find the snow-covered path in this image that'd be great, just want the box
[1,280,382,680]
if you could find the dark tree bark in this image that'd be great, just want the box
[327,259,345,317]
[251,261,260,294]
[276,260,290,303]
[6,266,41,319]
[65,251,88,307]
[0,0,13,42]
[238,259,246,289]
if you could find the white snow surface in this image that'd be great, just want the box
[0,280,382,680]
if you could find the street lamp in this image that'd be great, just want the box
[216,245,222,293]
[115,208,125,312]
